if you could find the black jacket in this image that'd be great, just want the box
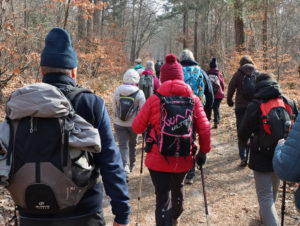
[238,79,298,172]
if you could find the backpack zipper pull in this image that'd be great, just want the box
[30,117,34,133]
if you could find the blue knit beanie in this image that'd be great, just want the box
[40,27,78,69]
[209,58,218,69]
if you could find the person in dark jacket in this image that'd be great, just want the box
[238,73,298,226]
[206,58,225,129]
[179,49,214,184]
[19,27,130,226]
[132,54,211,226]
[227,55,258,167]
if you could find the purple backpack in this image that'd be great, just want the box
[155,93,194,157]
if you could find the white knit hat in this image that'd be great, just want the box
[123,69,140,84]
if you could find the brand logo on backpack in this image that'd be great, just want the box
[118,90,139,121]
[259,97,293,148]
[155,93,194,157]
[36,202,50,210]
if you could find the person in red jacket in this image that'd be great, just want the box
[132,54,211,226]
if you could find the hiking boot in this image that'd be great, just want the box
[172,217,180,226]
[213,122,218,129]
[185,177,194,185]
[240,159,247,167]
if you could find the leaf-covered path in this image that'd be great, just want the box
[103,102,300,225]
[0,99,299,226]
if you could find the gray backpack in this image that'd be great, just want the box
[139,74,154,99]
[4,83,101,215]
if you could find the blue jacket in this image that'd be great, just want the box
[273,114,300,210]
[41,73,130,224]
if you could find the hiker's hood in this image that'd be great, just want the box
[180,59,199,67]
[116,84,140,96]
[254,79,282,100]
[142,69,154,76]
[207,68,220,74]
[238,63,257,75]
[123,69,140,84]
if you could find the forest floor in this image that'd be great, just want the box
[0,84,300,225]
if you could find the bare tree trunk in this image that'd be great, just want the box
[93,0,100,37]
[130,0,137,63]
[77,7,86,41]
[262,0,268,69]
[194,1,200,61]
[234,0,245,52]
[63,0,71,29]
[100,5,105,39]
[183,0,189,49]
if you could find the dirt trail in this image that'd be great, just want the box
[0,101,299,226]
[103,102,300,226]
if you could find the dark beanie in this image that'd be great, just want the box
[160,54,183,83]
[40,27,78,69]
[209,58,218,69]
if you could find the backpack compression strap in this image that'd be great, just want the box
[260,98,292,134]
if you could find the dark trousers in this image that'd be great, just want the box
[149,169,187,226]
[20,210,106,226]
[235,107,247,160]
[205,98,222,123]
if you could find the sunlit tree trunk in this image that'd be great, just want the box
[234,0,245,52]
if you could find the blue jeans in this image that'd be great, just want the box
[235,107,247,160]
[114,124,138,173]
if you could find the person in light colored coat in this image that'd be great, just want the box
[273,114,300,211]
[113,69,145,177]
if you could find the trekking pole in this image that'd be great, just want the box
[281,121,291,226]
[200,165,210,226]
[281,181,286,226]
[136,133,145,226]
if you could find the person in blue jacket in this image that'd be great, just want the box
[273,114,300,211]
[19,27,130,226]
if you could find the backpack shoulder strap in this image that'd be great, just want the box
[281,96,293,116]
[60,85,92,102]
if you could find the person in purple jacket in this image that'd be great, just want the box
[206,58,225,129]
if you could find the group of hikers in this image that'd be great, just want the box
[0,27,299,226]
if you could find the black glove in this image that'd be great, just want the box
[227,99,234,107]
[196,152,207,167]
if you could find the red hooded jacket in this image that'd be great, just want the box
[132,79,211,173]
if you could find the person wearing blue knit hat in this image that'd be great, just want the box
[19,27,131,226]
